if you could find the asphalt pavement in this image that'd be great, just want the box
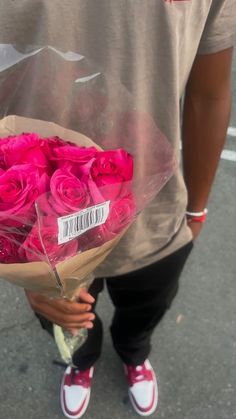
[0,55,235,419]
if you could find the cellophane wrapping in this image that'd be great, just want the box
[0,44,176,299]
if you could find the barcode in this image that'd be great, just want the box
[57,201,110,244]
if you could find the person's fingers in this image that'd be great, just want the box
[31,294,92,315]
[26,289,94,314]
[49,295,93,314]
[35,307,95,326]
[56,301,92,315]
[61,312,95,324]
[76,288,95,304]
[25,289,95,329]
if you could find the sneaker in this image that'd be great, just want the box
[60,365,94,419]
[124,360,158,416]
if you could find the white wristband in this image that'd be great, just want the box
[186,208,208,217]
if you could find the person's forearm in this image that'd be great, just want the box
[182,90,231,212]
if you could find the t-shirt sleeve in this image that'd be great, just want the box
[198,0,236,54]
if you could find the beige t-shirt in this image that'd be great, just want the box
[0,0,236,276]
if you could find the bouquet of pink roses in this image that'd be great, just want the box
[0,132,134,264]
[0,116,137,299]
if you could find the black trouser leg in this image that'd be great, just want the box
[106,241,193,366]
[36,242,193,369]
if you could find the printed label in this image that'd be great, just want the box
[58,201,110,245]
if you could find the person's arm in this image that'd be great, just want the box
[182,47,234,238]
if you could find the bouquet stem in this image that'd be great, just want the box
[53,324,88,366]
[53,273,94,366]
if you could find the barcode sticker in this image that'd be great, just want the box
[57,201,110,245]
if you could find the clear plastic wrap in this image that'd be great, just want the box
[0,44,176,299]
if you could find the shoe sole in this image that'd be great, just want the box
[128,371,158,417]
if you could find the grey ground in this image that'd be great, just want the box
[0,56,236,419]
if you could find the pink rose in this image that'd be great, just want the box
[0,164,49,227]
[83,149,133,202]
[0,231,23,263]
[40,136,72,161]
[20,216,78,264]
[39,168,91,216]
[52,145,97,172]
[2,133,50,173]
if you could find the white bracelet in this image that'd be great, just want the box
[186,208,208,217]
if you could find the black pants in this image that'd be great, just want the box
[37,241,193,370]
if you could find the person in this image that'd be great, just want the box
[1,1,236,418]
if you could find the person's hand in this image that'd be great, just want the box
[187,219,203,240]
[25,288,95,335]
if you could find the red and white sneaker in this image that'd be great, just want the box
[124,360,158,416]
[60,366,94,419]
